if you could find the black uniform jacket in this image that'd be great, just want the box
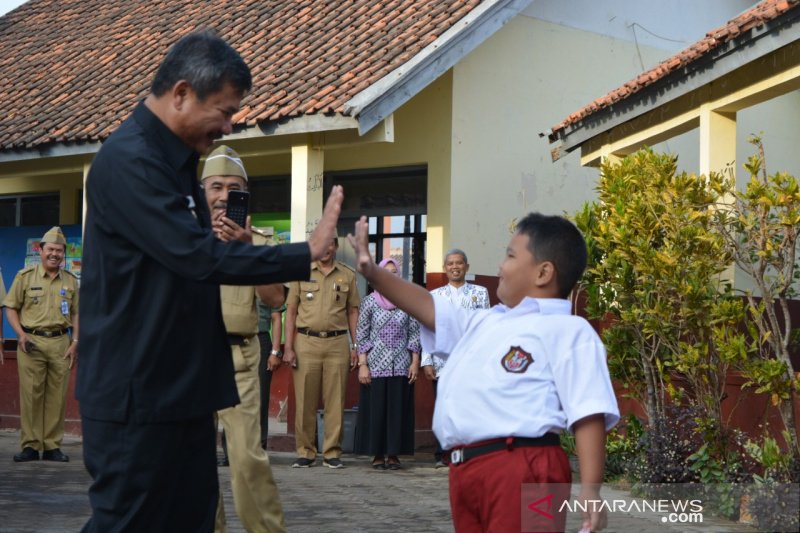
[78,102,310,423]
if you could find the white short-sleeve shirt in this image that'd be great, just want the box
[422,296,620,450]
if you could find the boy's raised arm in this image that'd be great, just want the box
[347,216,435,330]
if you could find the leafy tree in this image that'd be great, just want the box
[711,136,800,459]
[575,148,744,455]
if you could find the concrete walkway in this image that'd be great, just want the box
[0,429,759,532]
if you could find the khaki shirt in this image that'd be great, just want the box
[0,269,6,307]
[286,261,359,331]
[219,233,272,337]
[220,285,258,337]
[3,264,79,330]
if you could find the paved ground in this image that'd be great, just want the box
[0,429,760,533]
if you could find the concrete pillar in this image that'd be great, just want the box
[699,107,736,178]
[290,144,324,243]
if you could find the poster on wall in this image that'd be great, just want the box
[22,236,82,279]
[251,213,290,244]
[0,224,82,340]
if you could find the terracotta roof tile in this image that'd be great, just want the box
[551,0,800,136]
[0,0,483,150]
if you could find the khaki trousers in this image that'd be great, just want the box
[215,337,285,533]
[292,334,349,459]
[17,334,70,451]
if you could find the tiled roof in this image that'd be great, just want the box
[549,0,800,138]
[0,0,483,151]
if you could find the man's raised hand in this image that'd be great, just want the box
[308,185,344,260]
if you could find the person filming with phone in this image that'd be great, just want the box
[201,144,286,532]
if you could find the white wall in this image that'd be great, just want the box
[448,15,686,275]
[447,0,793,277]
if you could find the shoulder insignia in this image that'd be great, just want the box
[62,269,78,279]
[17,265,36,276]
[501,346,533,374]
[337,262,356,273]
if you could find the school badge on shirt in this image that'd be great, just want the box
[501,345,533,373]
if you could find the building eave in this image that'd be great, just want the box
[546,7,800,161]
[345,0,532,135]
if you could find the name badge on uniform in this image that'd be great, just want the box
[61,300,69,316]
[60,288,66,296]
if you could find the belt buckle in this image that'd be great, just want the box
[319,331,328,338]
[450,449,464,465]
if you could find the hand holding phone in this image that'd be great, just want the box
[225,190,250,229]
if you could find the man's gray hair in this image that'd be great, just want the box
[444,248,468,264]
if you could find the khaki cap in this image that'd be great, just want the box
[201,145,247,182]
[41,226,66,246]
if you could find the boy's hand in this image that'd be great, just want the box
[347,216,376,278]
[578,486,607,531]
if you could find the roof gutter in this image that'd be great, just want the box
[345,0,532,135]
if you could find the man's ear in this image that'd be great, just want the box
[171,80,192,111]
[534,261,556,288]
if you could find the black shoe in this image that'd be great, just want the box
[292,457,315,468]
[13,447,39,462]
[42,448,69,462]
[322,458,344,469]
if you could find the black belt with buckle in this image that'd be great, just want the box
[296,328,348,339]
[227,334,248,346]
[446,434,560,465]
[22,326,68,338]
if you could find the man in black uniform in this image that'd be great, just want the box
[78,30,343,532]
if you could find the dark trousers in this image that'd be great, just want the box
[81,413,218,532]
[258,331,273,444]
[432,379,443,461]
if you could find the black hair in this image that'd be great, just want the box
[151,29,252,100]
[515,213,587,298]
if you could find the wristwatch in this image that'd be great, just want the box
[270,349,281,356]
[350,342,358,350]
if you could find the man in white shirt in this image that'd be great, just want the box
[420,249,489,467]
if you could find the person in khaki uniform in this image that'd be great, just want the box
[201,145,286,533]
[283,238,360,468]
[4,226,79,463]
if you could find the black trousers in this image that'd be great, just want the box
[258,331,273,444]
[81,413,218,532]
[432,379,443,461]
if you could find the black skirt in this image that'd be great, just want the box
[354,376,415,456]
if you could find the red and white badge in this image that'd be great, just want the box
[500,345,533,373]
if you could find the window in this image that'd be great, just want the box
[0,194,60,227]
[326,166,428,287]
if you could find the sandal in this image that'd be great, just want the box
[387,456,402,470]
[372,456,387,470]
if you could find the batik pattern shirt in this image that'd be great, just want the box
[357,293,421,378]
[420,282,490,377]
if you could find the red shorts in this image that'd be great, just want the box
[448,442,571,533]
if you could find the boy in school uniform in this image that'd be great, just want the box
[348,212,619,533]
